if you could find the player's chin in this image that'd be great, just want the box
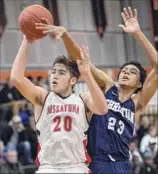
[51,86,59,92]
[119,80,130,86]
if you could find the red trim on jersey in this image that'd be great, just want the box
[89,170,92,174]
[35,142,41,167]
[83,139,91,164]
[35,92,50,125]
[35,140,91,167]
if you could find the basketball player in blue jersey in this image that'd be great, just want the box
[36,7,158,174]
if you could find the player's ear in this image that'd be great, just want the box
[137,81,142,89]
[70,77,77,86]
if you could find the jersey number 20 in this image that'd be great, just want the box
[53,116,72,132]
[108,117,125,135]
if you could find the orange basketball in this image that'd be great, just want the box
[19,5,53,40]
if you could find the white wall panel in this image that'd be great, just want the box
[37,36,57,65]
[74,81,88,94]
[0,0,152,70]
[5,0,19,29]
[135,31,152,65]
[58,0,69,29]
[102,33,125,66]
[1,30,21,65]
[105,0,122,32]
[131,0,150,30]
[67,0,85,30]
[83,0,94,31]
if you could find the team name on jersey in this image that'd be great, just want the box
[47,104,79,115]
[107,99,134,123]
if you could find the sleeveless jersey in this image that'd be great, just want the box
[87,85,135,161]
[36,92,89,167]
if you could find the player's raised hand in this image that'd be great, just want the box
[35,18,66,39]
[77,45,91,79]
[119,7,140,34]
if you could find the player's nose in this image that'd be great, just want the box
[124,71,130,75]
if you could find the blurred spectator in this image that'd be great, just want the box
[154,151,158,170]
[0,79,23,103]
[137,115,150,147]
[132,155,142,174]
[36,76,47,89]
[0,140,5,166]
[8,116,34,165]
[0,122,13,145]
[26,102,34,116]
[26,117,38,160]
[0,144,24,174]
[129,138,143,174]
[0,79,23,122]
[19,102,32,127]
[139,149,157,174]
[140,126,158,156]
[149,116,156,127]
[130,139,143,163]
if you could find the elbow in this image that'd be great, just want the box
[10,75,20,87]
[97,106,109,115]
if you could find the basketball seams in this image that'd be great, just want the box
[20,17,41,39]
[23,10,46,37]
[29,5,53,23]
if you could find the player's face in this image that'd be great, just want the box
[118,65,142,89]
[49,63,77,94]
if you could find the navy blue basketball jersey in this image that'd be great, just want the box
[87,85,135,162]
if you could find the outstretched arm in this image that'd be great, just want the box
[78,46,108,115]
[35,20,114,90]
[119,7,158,107]
[62,31,114,90]
[10,36,47,108]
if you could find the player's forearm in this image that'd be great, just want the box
[62,30,80,61]
[133,30,158,68]
[11,39,30,81]
[84,73,108,114]
[61,29,108,88]
[90,64,106,88]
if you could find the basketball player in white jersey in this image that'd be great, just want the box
[10,36,108,173]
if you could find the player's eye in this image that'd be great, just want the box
[121,69,126,73]
[131,71,136,74]
[59,71,65,75]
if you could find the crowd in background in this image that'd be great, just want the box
[0,77,157,174]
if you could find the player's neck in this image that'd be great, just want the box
[56,89,73,98]
[118,86,136,102]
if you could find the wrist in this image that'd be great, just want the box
[23,38,33,44]
[61,27,68,38]
[132,30,142,36]
[82,71,92,81]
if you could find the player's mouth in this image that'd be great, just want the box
[122,76,129,81]
[52,81,58,86]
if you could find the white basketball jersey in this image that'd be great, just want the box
[36,92,89,168]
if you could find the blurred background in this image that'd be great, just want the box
[0,0,157,174]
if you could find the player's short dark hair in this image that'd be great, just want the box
[52,55,80,79]
[117,61,147,93]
